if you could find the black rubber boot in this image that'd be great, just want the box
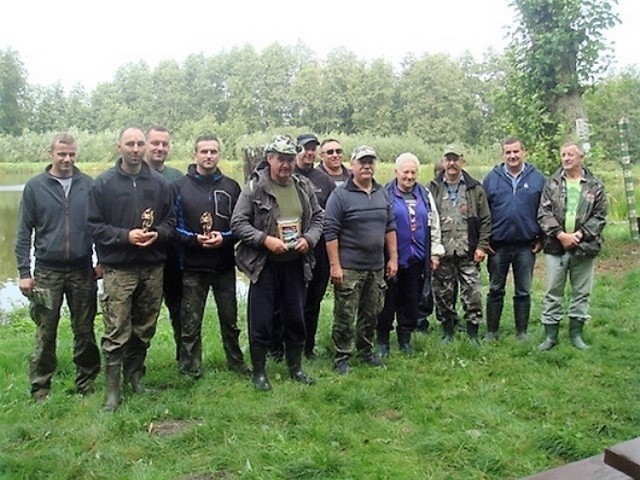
[397,330,414,354]
[569,318,589,350]
[441,318,455,344]
[103,364,121,412]
[285,346,315,385]
[250,345,272,391]
[466,322,481,347]
[538,323,559,351]
[484,299,503,341]
[514,298,531,341]
[377,330,390,358]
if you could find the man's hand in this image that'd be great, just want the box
[557,231,581,250]
[93,264,104,280]
[293,237,310,254]
[198,231,223,249]
[386,258,398,279]
[128,228,158,247]
[18,277,35,297]
[531,239,543,254]
[430,256,440,271]
[330,263,344,288]
[474,248,487,264]
[263,235,289,255]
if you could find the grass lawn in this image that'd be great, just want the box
[1,232,639,479]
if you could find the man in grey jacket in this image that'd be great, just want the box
[231,135,324,391]
[15,133,101,401]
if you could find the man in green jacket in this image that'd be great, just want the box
[537,142,607,350]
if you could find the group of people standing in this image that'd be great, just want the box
[15,129,607,411]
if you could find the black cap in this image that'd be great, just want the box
[297,133,319,148]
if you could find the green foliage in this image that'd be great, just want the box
[0,48,29,135]
[500,0,620,172]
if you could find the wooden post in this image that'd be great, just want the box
[242,146,265,182]
[617,118,639,241]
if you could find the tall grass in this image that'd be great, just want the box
[1,238,639,479]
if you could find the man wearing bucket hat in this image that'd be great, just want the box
[324,145,397,374]
[429,145,491,346]
[231,135,324,391]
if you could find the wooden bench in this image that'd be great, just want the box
[522,453,632,479]
[605,437,640,479]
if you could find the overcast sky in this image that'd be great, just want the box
[1,0,638,91]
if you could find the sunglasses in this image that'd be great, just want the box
[323,149,343,155]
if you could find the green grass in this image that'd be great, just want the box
[1,239,640,479]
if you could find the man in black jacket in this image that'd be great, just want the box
[172,134,248,378]
[88,127,175,411]
[15,133,101,402]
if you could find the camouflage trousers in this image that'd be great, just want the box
[332,268,386,362]
[100,264,163,381]
[432,255,483,325]
[29,266,100,395]
[179,269,244,376]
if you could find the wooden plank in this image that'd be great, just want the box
[605,438,640,479]
[522,453,632,479]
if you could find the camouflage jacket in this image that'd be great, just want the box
[537,167,607,257]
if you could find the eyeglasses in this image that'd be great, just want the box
[444,157,462,163]
[323,149,343,155]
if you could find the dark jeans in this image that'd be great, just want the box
[487,244,536,302]
[303,239,330,354]
[163,249,183,359]
[377,261,423,337]
[248,259,306,349]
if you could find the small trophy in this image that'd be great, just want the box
[141,208,155,232]
[200,211,213,238]
[277,217,301,249]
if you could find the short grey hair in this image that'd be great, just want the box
[395,152,420,170]
[561,141,585,157]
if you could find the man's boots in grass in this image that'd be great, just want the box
[514,298,530,341]
[441,318,455,344]
[466,322,481,347]
[103,364,121,412]
[538,323,559,351]
[285,346,315,385]
[250,345,271,391]
[484,299,503,341]
[569,318,589,350]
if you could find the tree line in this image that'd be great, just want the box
[0,0,636,170]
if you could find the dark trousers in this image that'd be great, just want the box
[377,261,423,337]
[248,259,306,349]
[163,249,183,358]
[29,266,100,394]
[303,239,330,353]
[487,244,536,303]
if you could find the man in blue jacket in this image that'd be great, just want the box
[482,137,545,341]
[15,133,101,402]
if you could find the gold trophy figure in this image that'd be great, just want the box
[200,211,213,238]
[141,208,155,233]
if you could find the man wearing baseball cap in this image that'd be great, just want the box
[231,135,324,391]
[429,145,491,346]
[324,145,398,374]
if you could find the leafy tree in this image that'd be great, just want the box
[351,59,396,136]
[27,82,67,133]
[0,48,29,135]
[502,0,620,171]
